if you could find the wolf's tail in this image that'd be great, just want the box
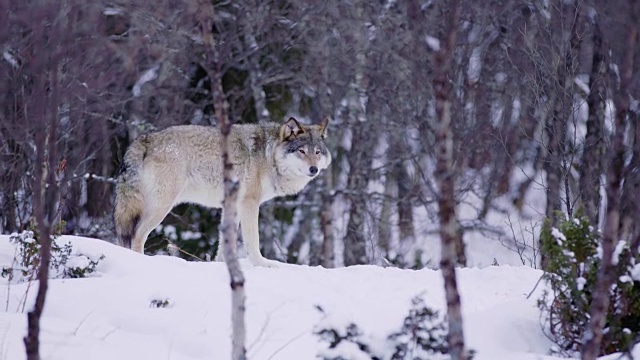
[114,136,148,249]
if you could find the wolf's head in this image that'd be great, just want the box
[275,117,331,179]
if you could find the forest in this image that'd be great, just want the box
[1,0,639,359]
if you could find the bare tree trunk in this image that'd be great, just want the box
[396,161,416,266]
[431,0,468,358]
[377,175,394,259]
[24,7,61,358]
[582,3,638,357]
[543,98,563,221]
[24,97,54,360]
[25,118,53,360]
[545,18,577,222]
[579,18,606,226]
[320,173,335,268]
[200,7,247,359]
[308,188,324,267]
[260,203,278,260]
[243,17,278,261]
[343,0,370,267]
[286,200,313,264]
[244,30,270,124]
[620,109,640,252]
[343,123,369,266]
[540,3,580,272]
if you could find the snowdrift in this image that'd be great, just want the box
[0,235,636,360]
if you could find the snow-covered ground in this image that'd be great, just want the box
[0,235,636,360]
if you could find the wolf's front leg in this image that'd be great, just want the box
[239,200,280,268]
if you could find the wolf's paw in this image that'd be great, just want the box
[249,256,280,268]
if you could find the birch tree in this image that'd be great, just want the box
[10,2,70,358]
[429,0,469,358]
[581,1,639,357]
[577,3,606,227]
[200,2,247,358]
[25,84,58,360]
[23,17,58,360]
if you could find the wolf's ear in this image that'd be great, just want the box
[280,117,305,141]
[319,117,329,139]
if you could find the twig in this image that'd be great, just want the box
[247,313,272,354]
[526,274,544,299]
[5,246,18,312]
[265,329,308,360]
[100,327,119,341]
[166,241,205,262]
[72,312,93,336]
[0,320,11,360]
[19,266,38,313]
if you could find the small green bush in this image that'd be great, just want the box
[2,230,104,282]
[315,295,472,360]
[538,215,640,356]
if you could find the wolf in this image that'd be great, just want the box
[114,117,331,267]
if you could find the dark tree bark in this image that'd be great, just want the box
[620,109,640,255]
[24,111,53,360]
[579,20,606,226]
[343,125,370,266]
[540,2,580,269]
[396,161,417,265]
[241,8,280,262]
[23,4,63,358]
[582,1,638,357]
[343,0,370,267]
[377,176,394,259]
[544,96,568,220]
[430,0,469,358]
[321,175,335,268]
[24,86,56,360]
[287,196,314,264]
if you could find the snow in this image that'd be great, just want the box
[611,240,626,266]
[102,7,123,16]
[132,66,160,97]
[1,235,637,360]
[551,227,566,243]
[467,47,482,83]
[630,263,640,281]
[320,342,374,360]
[411,171,547,268]
[64,255,93,270]
[425,35,440,51]
[2,50,19,69]
[510,96,521,124]
[573,75,590,95]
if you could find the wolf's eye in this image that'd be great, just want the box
[315,149,321,155]
[298,149,306,155]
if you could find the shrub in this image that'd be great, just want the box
[538,215,640,357]
[149,298,172,308]
[315,295,469,360]
[2,230,105,282]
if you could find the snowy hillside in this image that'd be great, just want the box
[0,235,636,360]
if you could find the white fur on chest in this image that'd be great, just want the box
[260,173,312,204]
[283,175,314,196]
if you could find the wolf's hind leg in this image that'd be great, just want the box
[131,193,178,253]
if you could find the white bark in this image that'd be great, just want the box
[199,4,247,358]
